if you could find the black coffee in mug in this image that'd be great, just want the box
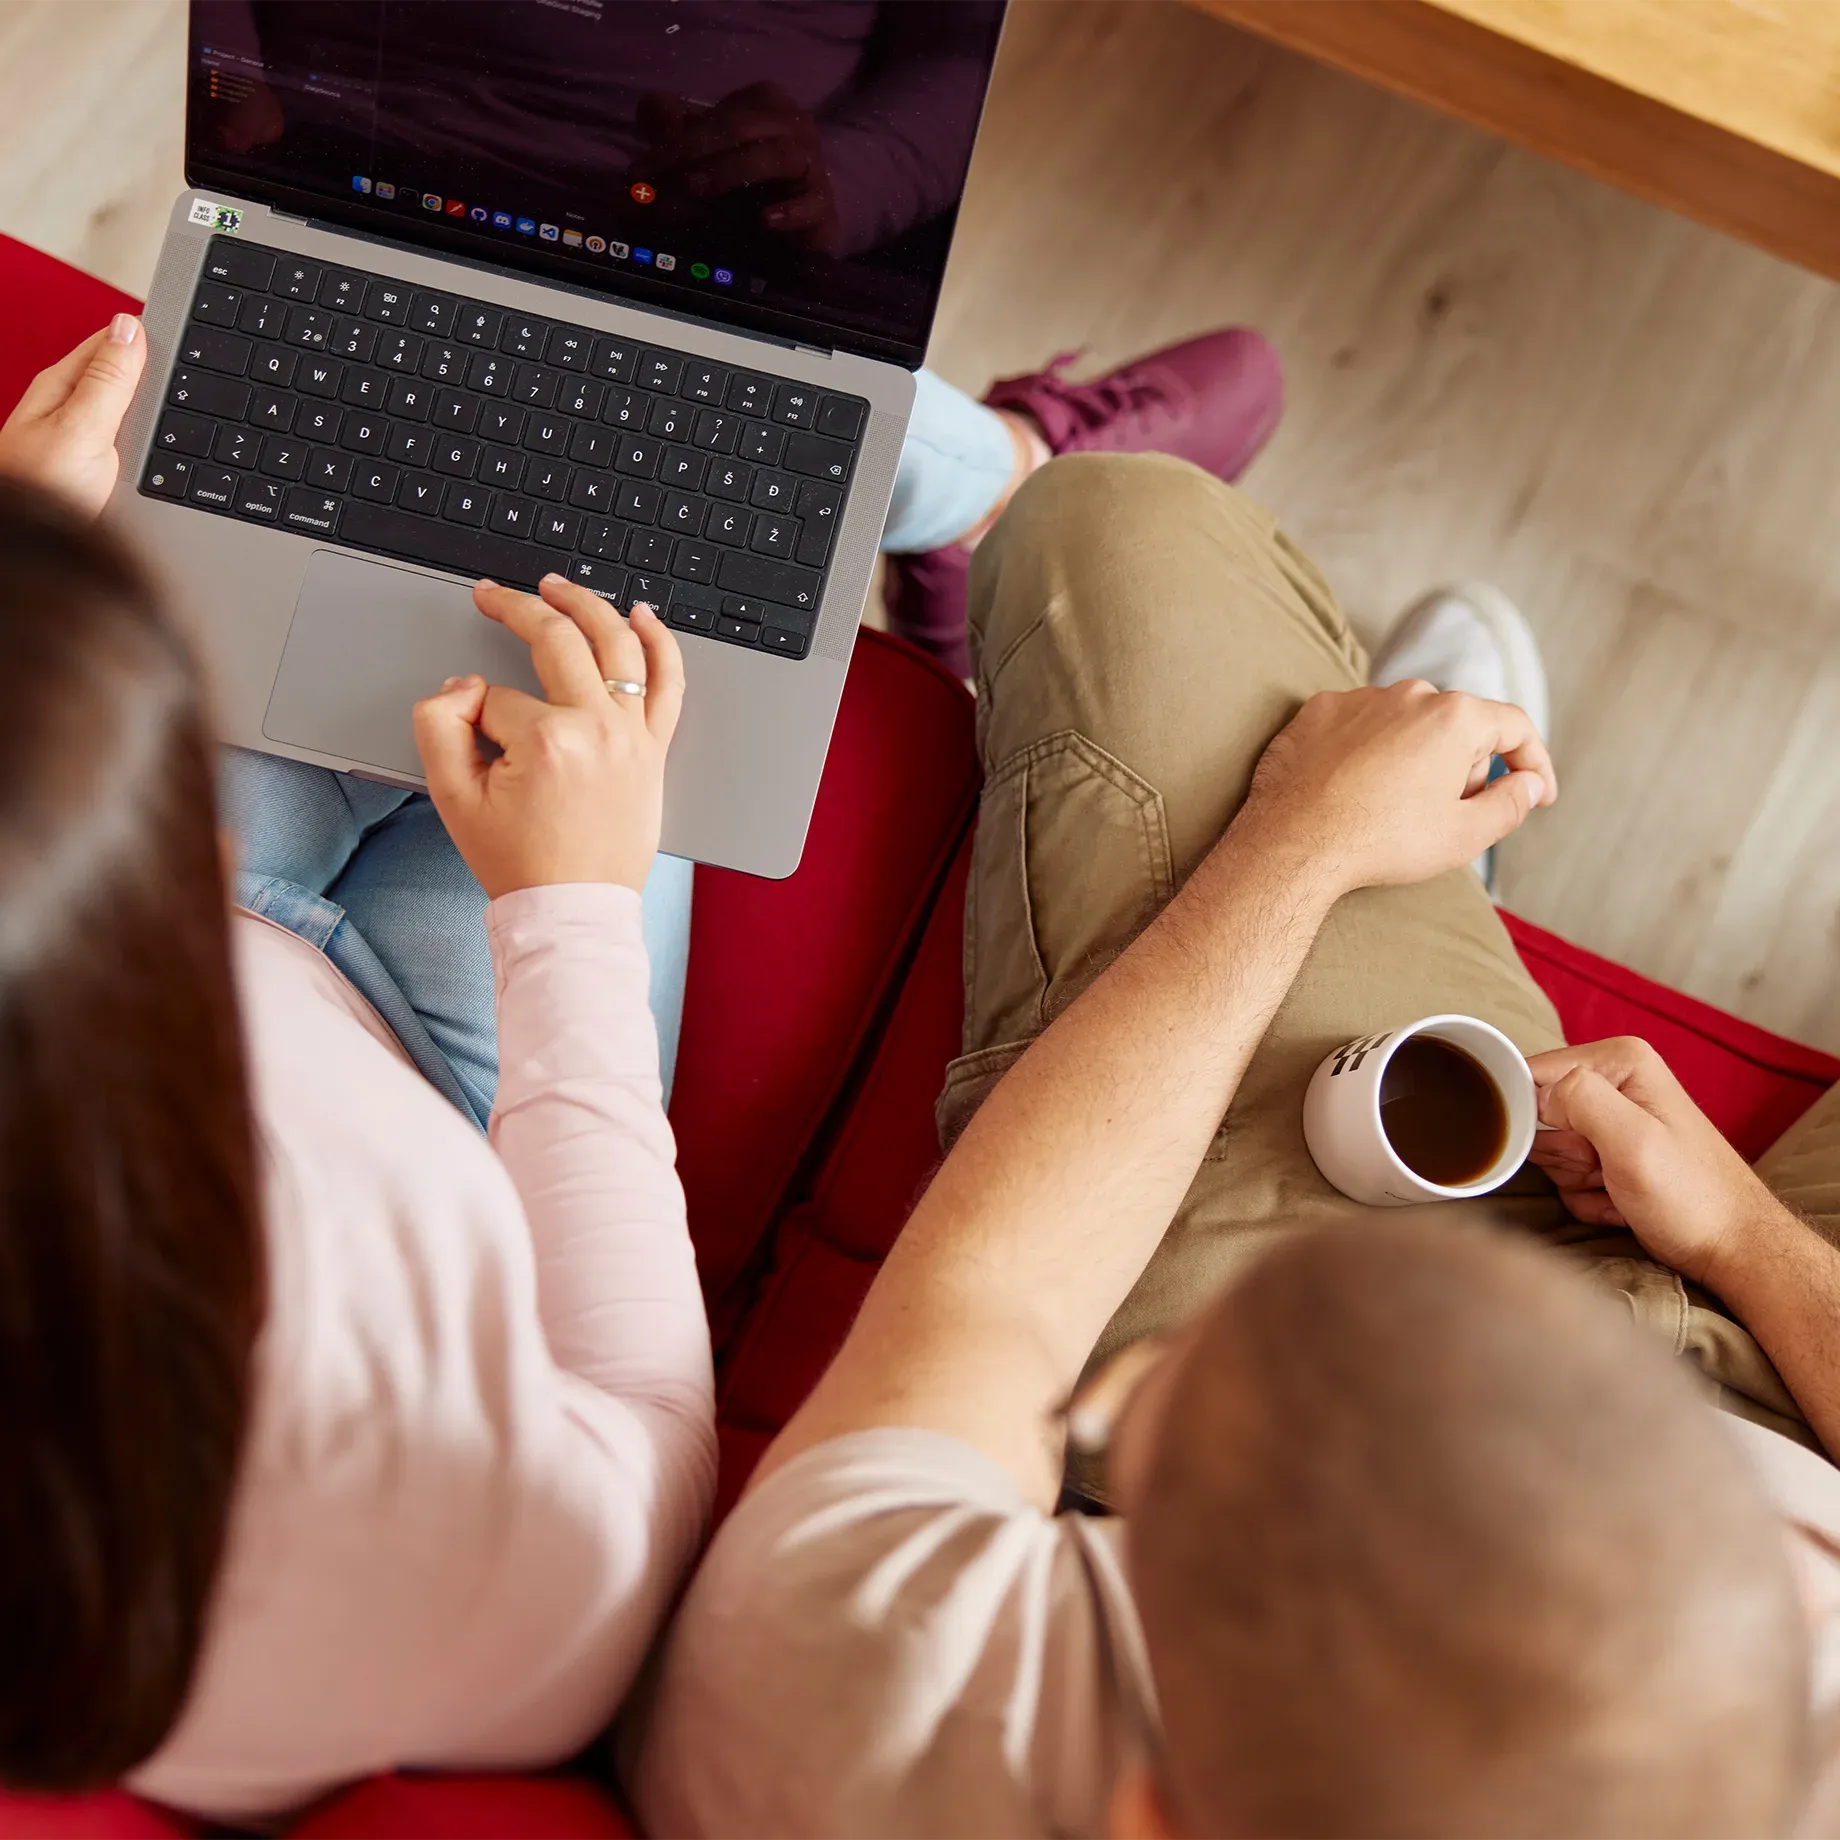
[1378,1035,1508,1186]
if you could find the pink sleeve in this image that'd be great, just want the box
[485,879,716,1495]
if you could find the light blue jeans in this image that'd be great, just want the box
[221,747,694,1130]
[219,373,1005,1128]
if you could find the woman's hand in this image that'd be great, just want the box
[1237,679,1557,898]
[412,576,685,899]
[1528,1037,1786,1290]
[0,316,146,517]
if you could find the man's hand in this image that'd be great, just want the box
[0,316,146,517]
[1238,680,1557,897]
[1528,1037,1786,1288]
[413,577,684,899]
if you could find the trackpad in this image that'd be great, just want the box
[262,551,540,778]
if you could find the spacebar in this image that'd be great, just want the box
[338,502,568,591]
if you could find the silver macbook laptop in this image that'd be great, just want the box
[111,0,1005,877]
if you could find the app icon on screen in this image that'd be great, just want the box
[352,175,372,193]
[690,261,710,279]
[608,241,631,259]
[422,192,442,211]
[376,182,396,200]
[515,217,537,235]
[712,267,734,286]
[654,252,676,271]
[585,235,607,254]
[492,210,513,229]
[629,181,656,205]
[469,206,488,222]
[633,247,654,264]
[445,199,467,217]
[539,223,559,241]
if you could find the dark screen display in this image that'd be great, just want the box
[186,1,1004,363]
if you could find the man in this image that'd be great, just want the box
[636,455,1840,1836]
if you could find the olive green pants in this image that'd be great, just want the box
[941,454,1823,1474]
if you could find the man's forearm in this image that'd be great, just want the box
[758,812,1344,1502]
[1706,1204,1840,1455]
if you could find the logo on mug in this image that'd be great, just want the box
[1330,1033,1390,1076]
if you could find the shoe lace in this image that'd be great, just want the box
[1014,350,1173,431]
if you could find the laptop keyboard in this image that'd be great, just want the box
[139,237,869,661]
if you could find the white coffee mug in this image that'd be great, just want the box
[1302,1013,1538,1206]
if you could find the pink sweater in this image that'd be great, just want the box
[130,887,716,1822]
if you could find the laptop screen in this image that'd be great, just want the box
[185,1,1005,367]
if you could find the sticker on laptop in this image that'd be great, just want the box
[187,198,243,233]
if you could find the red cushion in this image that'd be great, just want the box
[291,1773,633,1839]
[0,234,139,424]
[0,1791,192,1839]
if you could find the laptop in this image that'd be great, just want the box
[112,0,1006,877]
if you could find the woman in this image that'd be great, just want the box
[0,319,714,1821]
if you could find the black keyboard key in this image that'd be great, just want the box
[581,518,630,558]
[751,512,799,557]
[602,388,653,431]
[377,332,425,372]
[567,471,618,513]
[784,429,854,483]
[546,325,591,370]
[500,316,550,359]
[141,454,190,498]
[329,316,378,363]
[675,541,719,583]
[707,459,751,502]
[397,474,443,515]
[192,281,242,327]
[478,446,527,490]
[236,478,285,522]
[526,459,571,501]
[340,413,389,455]
[680,363,728,405]
[614,435,662,478]
[421,342,470,385]
[387,376,433,420]
[386,426,435,468]
[648,397,694,441]
[188,465,237,508]
[568,424,618,469]
[660,493,705,536]
[274,259,323,302]
[750,470,796,513]
[640,352,682,393]
[691,408,741,454]
[740,421,785,465]
[308,449,354,492]
[590,336,639,383]
[660,446,708,491]
[456,302,503,347]
[627,570,670,608]
[715,615,761,646]
[352,460,400,502]
[479,403,525,445]
[523,414,571,457]
[490,495,537,538]
[671,600,716,634]
[536,507,581,547]
[672,582,722,618]
[260,435,308,480]
[365,279,413,324]
[568,557,627,600]
[178,326,252,376]
[250,347,299,389]
[203,238,274,289]
[817,395,866,441]
[433,436,481,476]
[726,373,770,415]
[282,487,342,534]
[285,306,332,350]
[236,295,288,340]
[340,371,389,410]
[156,408,216,457]
[470,353,512,396]
[167,367,249,419]
[717,548,822,611]
[721,594,787,623]
[795,514,833,569]
[627,530,673,571]
[410,291,457,337]
[297,357,343,399]
[338,499,568,589]
[771,384,817,428]
[760,623,810,658]
[432,389,482,433]
[318,268,365,313]
[558,376,603,420]
[443,480,489,526]
[213,425,259,467]
[705,503,749,546]
[515,364,559,408]
[249,387,295,431]
[615,481,662,524]
[795,477,843,522]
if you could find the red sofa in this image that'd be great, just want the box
[4,235,1837,1838]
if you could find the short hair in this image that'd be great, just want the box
[1130,1216,1809,1838]
[0,478,262,1788]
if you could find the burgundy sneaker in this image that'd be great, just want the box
[886,329,1283,675]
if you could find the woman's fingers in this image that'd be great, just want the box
[62,315,146,439]
[535,574,646,687]
[473,579,606,706]
[412,674,489,806]
[629,600,686,744]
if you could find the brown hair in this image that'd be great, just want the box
[0,477,262,1788]
[1131,1217,1809,1839]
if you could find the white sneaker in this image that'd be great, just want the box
[1369,582,1551,894]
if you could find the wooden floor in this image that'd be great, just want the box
[7,0,1840,1052]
